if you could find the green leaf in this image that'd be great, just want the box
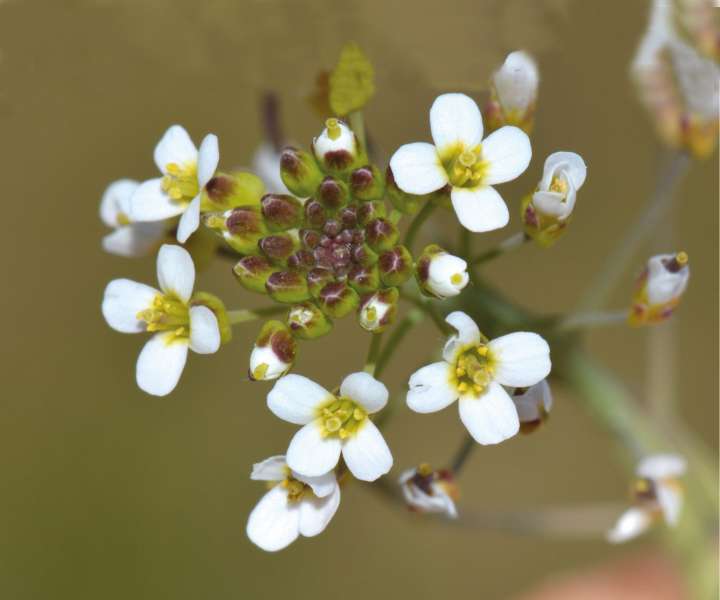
[329,43,375,116]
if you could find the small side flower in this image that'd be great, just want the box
[628,252,690,326]
[399,463,459,518]
[485,50,539,134]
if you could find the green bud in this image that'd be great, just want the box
[317,176,349,211]
[261,194,304,231]
[358,288,399,333]
[350,165,385,201]
[189,291,232,344]
[204,207,267,254]
[351,243,379,267]
[280,146,324,197]
[287,302,332,340]
[365,217,398,252]
[317,281,360,318]
[203,171,265,210]
[307,268,336,299]
[304,200,327,229]
[357,200,387,226]
[378,244,413,287]
[265,270,310,304]
[233,255,275,294]
[258,232,299,265]
[348,264,380,294]
[386,166,432,215]
[249,320,296,381]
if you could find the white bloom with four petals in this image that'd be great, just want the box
[102,244,221,396]
[267,372,393,481]
[407,311,551,445]
[246,455,341,552]
[130,125,220,244]
[389,93,532,232]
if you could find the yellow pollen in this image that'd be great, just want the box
[476,346,488,356]
[325,118,341,140]
[450,273,464,285]
[550,176,568,195]
[455,367,466,377]
[418,463,433,477]
[136,293,190,337]
[161,161,199,204]
[451,343,495,397]
[116,212,131,226]
[318,397,367,439]
[676,251,688,265]
[458,150,477,167]
[365,306,377,322]
[457,382,468,392]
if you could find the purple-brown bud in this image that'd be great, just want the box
[347,264,381,294]
[203,171,265,210]
[317,281,360,318]
[287,302,332,340]
[307,268,336,298]
[350,164,385,201]
[279,146,324,197]
[261,194,304,232]
[203,207,267,254]
[317,176,349,210]
[304,200,327,229]
[365,218,398,252]
[265,270,310,304]
[232,255,275,294]
[258,233,299,264]
[378,245,413,287]
[357,200,387,226]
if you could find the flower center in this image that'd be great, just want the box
[451,344,495,397]
[116,211,131,226]
[317,396,367,439]
[443,145,488,188]
[325,118,342,140]
[280,473,310,502]
[161,162,199,204]
[136,293,190,341]
[549,174,568,196]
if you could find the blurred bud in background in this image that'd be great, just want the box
[628,252,690,326]
[485,50,539,135]
[399,463,459,518]
[512,379,553,434]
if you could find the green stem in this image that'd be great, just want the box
[363,332,384,376]
[449,433,476,474]
[348,110,366,153]
[403,201,437,252]
[375,309,423,379]
[555,309,628,333]
[472,231,528,266]
[226,306,286,325]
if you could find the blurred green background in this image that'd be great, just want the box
[0,0,717,598]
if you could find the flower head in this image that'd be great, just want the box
[485,51,539,134]
[100,179,166,257]
[512,379,553,434]
[415,245,469,299]
[629,252,690,326]
[130,125,220,243]
[407,311,551,445]
[399,463,459,518]
[313,118,359,173]
[389,93,531,232]
[267,372,393,481]
[246,455,340,552]
[607,453,686,544]
[102,244,223,396]
[249,320,297,381]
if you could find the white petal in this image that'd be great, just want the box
[188,305,220,354]
[156,244,195,303]
[250,455,287,482]
[130,178,185,222]
[339,372,388,414]
[407,362,457,413]
[252,143,290,194]
[102,279,158,333]
[427,253,469,298]
[450,186,509,233]
[656,482,683,526]
[298,485,341,537]
[489,332,551,387]
[531,190,573,219]
[249,345,291,381]
[100,179,139,226]
[153,124,198,174]
[286,423,342,477]
[292,470,337,499]
[637,453,687,480]
[481,126,532,185]
[389,142,448,194]
[442,311,481,362]
[135,332,189,396]
[197,134,220,187]
[176,195,201,244]
[512,379,553,422]
[246,486,300,552]
[313,120,357,160]
[493,51,539,114]
[267,375,331,425]
[646,256,690,305]
[429,93,483,153]
[606,507,652,544]
[540,151,587,191]
[341,420,393,482]
[102,223,165,258]
[458,382,519,445]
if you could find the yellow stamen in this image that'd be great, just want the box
[676,251,688,265]
[325,118,341,140]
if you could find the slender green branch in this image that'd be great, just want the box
[459,227,471,260]
[449,433,476,474]
[472,231,528,266]
[554,309,628,333]
[226,306,286,325]
[375,309,423,379]
[403,201,437,252]
[348,110,366,152]
[363,332,384,376]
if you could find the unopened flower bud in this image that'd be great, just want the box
[485,51,539,134]
[357,200,387,226]
[365,218,398,252]
[279,146,324,197]
[233,255,275,294]
[347,264,380,294]
[350,165,385,201]
[203,171,265,210]
[258,233,299,265]
[312,118,359,173]
[317,281,360,318]
[317,176,350,210]
[378,245,413,287]
[189,291,232,345]
[511,380,553,434]
[306,268,335,299]
[303,200,327,229]
[415,245,469,299]
[629,252,690,326]
[287,302,332,340]
[260,194,304,232]
[358,288,399,333]
[249,320,296,381]
[522,151,587,247]
[265,270,311,304]
[352,243,379,267]
[204,207,268,254]
[398,463,458,518]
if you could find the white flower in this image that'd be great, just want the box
[313,118,357,166]
[389,93,531,232]
[252,142,291,195]
[399,464,458,519]
[531,152,587,220]
[101,244,221,396]
[426,252,469,299]
[407,311,551,445]
[630,252,690,325]
[267,372,393,481]
[249,345,291,381]
[607,453,686,544]
[99,179,166,257]
[130,125,219,244]
[492,51,539,119]
[246,455,340,552]
[511,379,553,433]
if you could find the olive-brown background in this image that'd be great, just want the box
[0,1,717,598]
